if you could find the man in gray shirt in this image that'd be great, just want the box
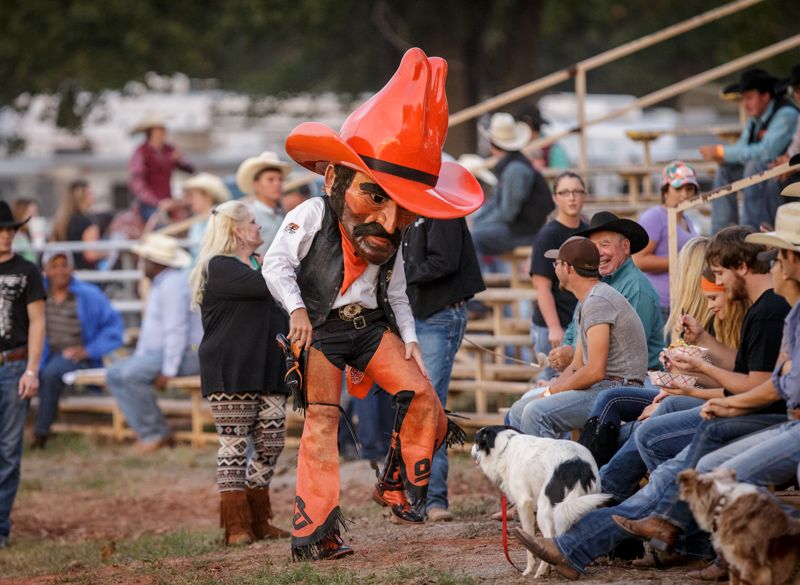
[514,236,648,438]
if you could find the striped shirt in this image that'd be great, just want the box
[46,293,83,352]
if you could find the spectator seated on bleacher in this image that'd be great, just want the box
[470,113,553,271]
[633,162,699,323]
[512,220,797,579]
[701,68,799,233]
[182,172,231,261]
[505,236,648,439]
[549,212,664,374]
[529,171,588,381]
[107,234,201,454]
[31,249,124,448]
[515,103,570,172]
[772,63,800,199]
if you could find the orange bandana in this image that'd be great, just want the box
[338,223,367,293]
[700,275,724,293]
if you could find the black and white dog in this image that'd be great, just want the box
[472,426,609,577]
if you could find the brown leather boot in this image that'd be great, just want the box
[612,514,680,553]
[246,486,289,539]
[687,558,729,582]
[220,491,255,546]
[512,527,580,580]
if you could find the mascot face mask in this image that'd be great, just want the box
[325,165,417,265]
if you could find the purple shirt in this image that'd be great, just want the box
[638,205,696,308]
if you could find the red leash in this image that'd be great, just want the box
[500,492,525,573]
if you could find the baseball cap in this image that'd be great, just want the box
[41,247,74,268]
[661,161,700,191]
[544,236,600,275]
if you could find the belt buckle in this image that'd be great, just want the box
[338,303,363,321]
[353,315,367,330]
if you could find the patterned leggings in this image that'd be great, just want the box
[207,392,286,492]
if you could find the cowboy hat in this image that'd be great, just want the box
[457,154,498,187]
[284,48,483,220]
[780,154,800,197]
[183,172,231,204]
[0,200,30,230]
[744,202,800,252]
[724,68,779,95]
[132,233,191,269]
[131,113,167,135]
[575,211,649,254]
[479,112,533,152]
[235,151,292,197]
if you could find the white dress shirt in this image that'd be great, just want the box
[262,197,418,344]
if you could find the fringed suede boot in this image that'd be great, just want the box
[220,490,255,546]
[246,486,289,539]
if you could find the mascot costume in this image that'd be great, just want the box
[263,47,484,560]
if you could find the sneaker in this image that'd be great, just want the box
[427,507,453,522]
[0,535,8,549]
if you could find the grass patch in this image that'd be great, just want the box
[0,529,219,579]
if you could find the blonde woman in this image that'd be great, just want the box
[190,200,289,545]
[50,180,104,269]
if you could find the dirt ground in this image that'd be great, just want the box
[1,434,703,584]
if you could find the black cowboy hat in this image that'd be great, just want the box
[724,68,779,96]
[575,211,649,254]
[0,201,30,230]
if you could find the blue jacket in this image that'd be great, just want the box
[41,277,124,368]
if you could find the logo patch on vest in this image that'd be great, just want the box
[284,222,300,234]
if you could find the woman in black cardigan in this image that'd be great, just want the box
[189,200,289,545]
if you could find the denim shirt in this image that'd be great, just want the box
[563,257,664,370]
[724,99,799,165]
[772,302,800,410]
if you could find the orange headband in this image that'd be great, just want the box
[701,275,724,293]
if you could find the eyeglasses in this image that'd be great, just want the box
[554,189,586,198]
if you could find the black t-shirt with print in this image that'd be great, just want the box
[0,254,46,352]
[725,288,790,413]
[530,219,588,328]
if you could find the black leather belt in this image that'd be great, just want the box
[326,304,384,331]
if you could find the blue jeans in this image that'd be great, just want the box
[658,412,789,530]
[34,354,90,436]
[635,398,704,471]
[531,324,557,381]
[415,304,468,512]
[511,380,616,438]
[107,350,199,442]
[555,445,713,573]
[0,360,27,539]
[353,388,393,461]
[588,386,657,427]
[711,160,780,232]
[599,394,700,502]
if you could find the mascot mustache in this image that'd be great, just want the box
[352,222,402,248]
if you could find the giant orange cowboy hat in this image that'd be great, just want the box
[285,48,484,219]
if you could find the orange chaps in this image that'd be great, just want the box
[290,332,448,557]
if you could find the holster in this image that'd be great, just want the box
[277,333,307,412]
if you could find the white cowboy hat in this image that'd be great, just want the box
[781,182,800,198]
[235,151,293,197]
[132,233,192,269]
[182,172,231,204]
[745,202,800,252]
[457,154,498,186]
[131,113,167,135]
[479,112,533,151]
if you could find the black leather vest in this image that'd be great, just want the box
[296,197,400,334]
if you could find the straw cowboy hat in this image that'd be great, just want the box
[576,211,649,254]
[183,172,231,203]
[285,48,484,219]
[745,202,800,253]
[131,113,167,135]
[457,154,498,187]
[479,112,533,152]
[132,233,191,268]
[780,154,800,197]
[0,200,30,229]
[235,151,293,197]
